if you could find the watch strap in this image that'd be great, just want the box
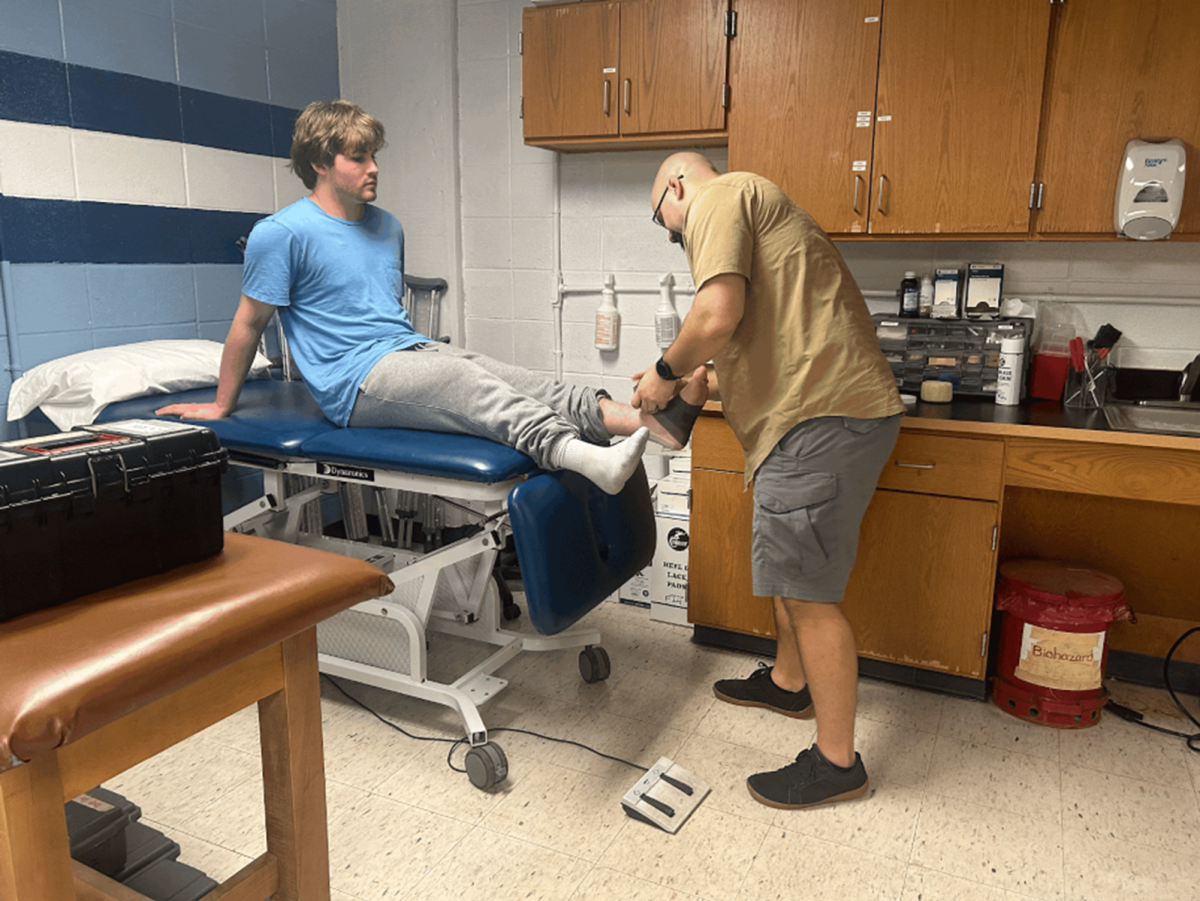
[656,356,681,380]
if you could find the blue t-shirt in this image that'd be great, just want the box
[242,198,428,425]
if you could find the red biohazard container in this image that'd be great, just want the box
[992,559,1134,728]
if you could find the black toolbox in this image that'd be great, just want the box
[65,787,140,878]
[0,420,227,622]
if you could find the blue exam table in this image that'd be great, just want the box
[96,379,656,789]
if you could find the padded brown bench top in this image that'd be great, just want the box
[1,532,393,768]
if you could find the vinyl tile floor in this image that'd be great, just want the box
[103,599,1200,901]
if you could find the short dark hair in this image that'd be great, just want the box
[289,100,386,190]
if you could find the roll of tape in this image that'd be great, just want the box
[920,381,954,403]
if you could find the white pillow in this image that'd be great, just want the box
[6,339,273,430]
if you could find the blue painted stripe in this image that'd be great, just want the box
[0,50,298,158]
[181,86,275,158]
[0,196,264,265]
[0,50,70,126]
[67,63,183,143]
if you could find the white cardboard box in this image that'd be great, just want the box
[648,513,689,623]
[656,473,691,517]
[619,566,652,608]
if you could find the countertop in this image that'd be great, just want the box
[702,398,1200,452]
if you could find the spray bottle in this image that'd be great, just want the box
[594,274,619,350]
[655,272,680,350]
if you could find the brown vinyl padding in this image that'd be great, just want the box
[0,532,393,768]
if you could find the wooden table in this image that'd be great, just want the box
[0,532,392,901]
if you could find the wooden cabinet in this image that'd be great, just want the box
[726,0,882,233]
[840,433,1003,680]
[1033,0,1200,237]
[688,415,1003,683]
[521,0,730,150]
[521,2,620,142]
[728,0,1051,236]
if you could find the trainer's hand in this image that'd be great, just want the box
[154,402,230,420]
[631,367,680,415]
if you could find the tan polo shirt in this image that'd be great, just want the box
[684,172,905,485]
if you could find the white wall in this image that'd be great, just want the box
[338,0,465,342]
[341,0,1200,389]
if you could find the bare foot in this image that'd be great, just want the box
[600,367,709,449]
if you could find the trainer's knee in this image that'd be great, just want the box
[776,595,846,624]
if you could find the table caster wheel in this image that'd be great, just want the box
[465,742,508,791]
[579,645,611,683]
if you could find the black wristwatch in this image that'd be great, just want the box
[655,356,682,381]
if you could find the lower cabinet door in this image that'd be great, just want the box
[842,489,999,679]
[688,468,774,637]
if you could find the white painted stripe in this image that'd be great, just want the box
[73,129,188,208]
[0,121,78,200]
[0,118,294,215]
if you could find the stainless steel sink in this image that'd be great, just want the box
[1103,401,1200,438]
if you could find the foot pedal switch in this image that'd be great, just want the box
[621,757,710,834]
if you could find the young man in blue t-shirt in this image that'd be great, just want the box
[158,101,705,495]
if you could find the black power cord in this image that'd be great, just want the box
[321,674,643,776]
[1104,626,1200,754]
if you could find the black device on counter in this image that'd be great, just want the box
[873,313,1033,398]
[0,420,227,622]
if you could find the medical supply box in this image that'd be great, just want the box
[0,419,227,622]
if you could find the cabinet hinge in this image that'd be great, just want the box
[981,631,989,657]
[721,82,730,109]
[518,31,523,56]
[725,9,737,38]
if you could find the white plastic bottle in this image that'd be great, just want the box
[996,336,1025,405]
[655,273,680,350]
[918,274,934,318]
[594,274,620,350]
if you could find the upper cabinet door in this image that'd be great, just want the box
[728,0,882,234]
[619,0,729,136]
[522,2,621,141]
[870,0,1051,235]
[1035,0,1200,236]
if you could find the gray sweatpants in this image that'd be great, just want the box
[346,344,611,469]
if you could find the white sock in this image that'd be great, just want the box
[554,428,649,495]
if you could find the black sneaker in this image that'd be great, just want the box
[747,744,869,810]
[713,663,813,719]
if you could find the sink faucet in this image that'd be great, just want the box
[1181,353,1200,402]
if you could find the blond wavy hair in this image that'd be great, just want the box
[289,100,386,190]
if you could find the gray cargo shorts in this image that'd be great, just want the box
[751,414,901,603]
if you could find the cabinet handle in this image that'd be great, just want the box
[623,78,631,115]
[1036,182,1045,209]
[603,79,611,116]
[853,174,863,214]
[894,461,935,470]
[1029,182,1037,210]
[876,175,887,214]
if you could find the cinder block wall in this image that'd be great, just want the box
[0,0,340,438]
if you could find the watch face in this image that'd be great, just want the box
[656,358,674,380]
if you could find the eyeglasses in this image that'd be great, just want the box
[652,174,683,229]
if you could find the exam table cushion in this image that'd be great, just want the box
[301,426,538,484]
[507,466,656,635]
[0,532,393,767]
[99,380,538,481]
[96,379,338,457]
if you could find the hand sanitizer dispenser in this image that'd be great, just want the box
[1114,138,1186,240]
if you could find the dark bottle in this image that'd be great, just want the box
[899,271,920,317]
